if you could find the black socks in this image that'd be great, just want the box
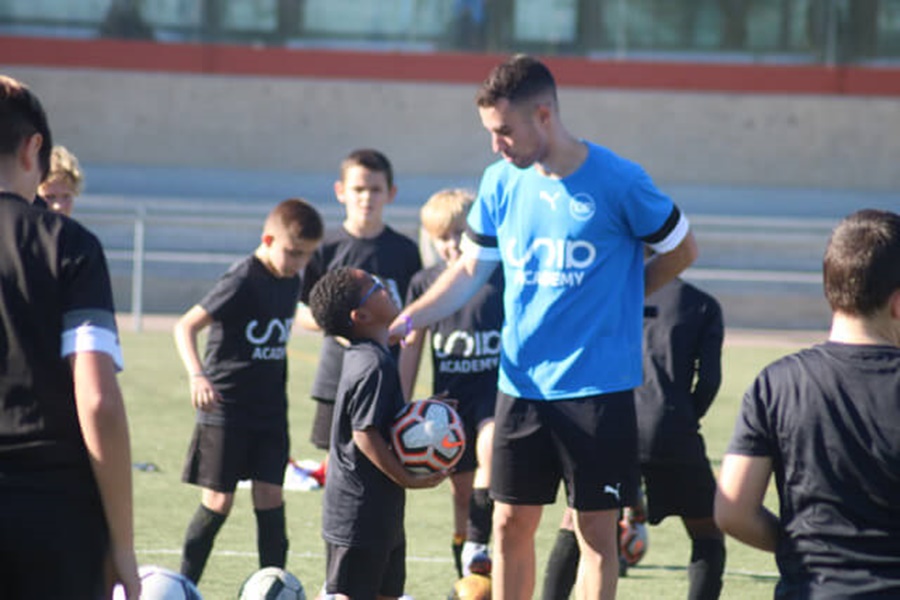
[688,537,726,600]
[255,505,289,569]
[541,528,579,600]
[180,504,227,584]
[466,488,493,544]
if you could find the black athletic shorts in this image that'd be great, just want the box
[325,539,405,599]
[0,485,107,598]
[182,421,289,492]
[491,391,640,511]
[310,399,335,450]
[453,395,496,473]
[641,457,717,525]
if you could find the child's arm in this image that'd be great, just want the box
[398,328,426,401]
[70,350,140,599]
[293,301,321,332]
[173,305,221,411]
[353,427,447,489]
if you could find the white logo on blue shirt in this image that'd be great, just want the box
[504,238,597,288]
[569,193,596,221]
[539,190,561,210]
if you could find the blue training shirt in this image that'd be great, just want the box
[463,141,689,400]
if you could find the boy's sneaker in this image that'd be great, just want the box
[461,542,491,577]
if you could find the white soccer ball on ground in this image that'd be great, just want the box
[112,565,202,600]
[238,566,305,600]
[390,398,466,473]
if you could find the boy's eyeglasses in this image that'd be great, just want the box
[357,275,384,309]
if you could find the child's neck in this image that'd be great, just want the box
[343,218,385,239]
[355,327,390,348]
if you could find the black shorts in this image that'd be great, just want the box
[641,458,717,525]
[453,394,496,473]
[182,421,289,492]
[491,391,640,511]
[325,539,405,599]
[310,399,335,451]
[0,486,107,598]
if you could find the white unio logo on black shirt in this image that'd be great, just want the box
[246,318,293,360]
[433,329,501,374]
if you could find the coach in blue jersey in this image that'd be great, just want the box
[390,55,698,599]
[716,209,900,597]
[0,76,140,598]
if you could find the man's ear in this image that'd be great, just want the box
[261,233,274,247]
[334,180,346,205]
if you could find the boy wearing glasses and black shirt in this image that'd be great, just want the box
[298,149,421,463]
[309,267,446,600]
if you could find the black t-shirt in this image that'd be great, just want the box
[728,342,900,597]
[636,278,723,463]
[322,339,406,547]
[406,264,503,407]
[197,255,301,427]
[0,192,118,496]
[301,226,422,402]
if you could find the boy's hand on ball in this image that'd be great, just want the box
[404,469,449,489]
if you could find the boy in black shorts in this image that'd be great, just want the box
[309,267,446,600]
[176,198,323,584]
[298,149,421,479]
[543,272,726,600]
[398,189,503,578]
[716,209,900,597]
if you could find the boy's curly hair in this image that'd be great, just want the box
[309,267,364,338]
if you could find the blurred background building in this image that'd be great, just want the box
[1,0,897,64]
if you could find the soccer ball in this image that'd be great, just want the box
[112,565,202,600]
[390,399,466,473]
[238,567,305,600]
[618,517,649,567]
[449,574,491,600]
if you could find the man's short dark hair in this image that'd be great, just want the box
[824,209,900,316]
[476,54,558,109]
[309,267,364,338]
[0,75,52,179]
[340,148,394,189]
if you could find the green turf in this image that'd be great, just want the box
[119,329,797,599]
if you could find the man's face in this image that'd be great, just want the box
[479,98,549,169]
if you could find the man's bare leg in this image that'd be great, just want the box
[573,508,620,599]
[493,501,543,600]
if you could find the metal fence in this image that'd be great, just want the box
[75,198,833,332]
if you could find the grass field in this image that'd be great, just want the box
[118,325,816,599]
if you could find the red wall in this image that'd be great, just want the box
[3,35,900,96]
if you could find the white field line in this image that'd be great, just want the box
[134,548,779,578]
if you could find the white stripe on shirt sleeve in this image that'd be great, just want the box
[649,212,690,255]
[61,325,125,371]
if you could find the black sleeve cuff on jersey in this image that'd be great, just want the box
[464,224,498,249]
[642,206,682,245]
